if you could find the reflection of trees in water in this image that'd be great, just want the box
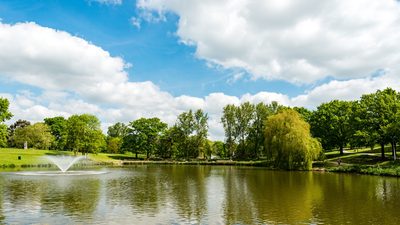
[4,179,43,209]
[222,169,324,224]
[3,177,100,219]
[0,177,5,222]
[166,166,210,223]
[106,166,167,215]
[43,179,101,217]
[106,166,211,223]
[310,174,400,224]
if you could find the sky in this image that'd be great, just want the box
[1,0,400,140]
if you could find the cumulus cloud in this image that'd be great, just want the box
[137,0,400,84]
[0,21,399,140]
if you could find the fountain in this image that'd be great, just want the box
[46,155,85,172]
[14,155,107,176]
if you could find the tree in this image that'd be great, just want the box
[44,116,67,150]
[193,109,209,158]
[310,100,354,155]
[358,88,400,159]
[156,127,175,159]
[8,119,31,147]
[107,122,128,138]
[106,122,128,154]
[248,102,280,159]
[212,141,226,158]
[0,98,12,123]
[293,107,313,123]
[13,123,54,149]
[107,137,122,154]
[173,110,208,159]
[66,114,105,155]
[0,124,8,148]
[221,104,237,159]
[234,102,255,158]
[124,118,167,159]
[264,109,322,170]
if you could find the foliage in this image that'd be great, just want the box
[8,119,31,147]
[123,118,167,158]
[0,98,12,123]
[358,88,400,159]
[0,124,8,148]
[221,101,283,159]
[264,109,322,170]
[44,116,67,150]
[212,141,226,158]
[13,123,54,149]
[172,109,208,159]
[66,114,106,155]
[107,122,128,138]
[106,137,122,154]
[310,100,354,154]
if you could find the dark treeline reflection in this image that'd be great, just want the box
[106,166,210,223]
[3,176,100,220]
[1,167,400,224]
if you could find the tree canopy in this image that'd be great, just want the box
[264,109,322,170]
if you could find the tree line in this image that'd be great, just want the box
[0,87,399,169]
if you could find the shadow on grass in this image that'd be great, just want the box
[108,155,144,160]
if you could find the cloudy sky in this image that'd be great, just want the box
[1,0,400,140]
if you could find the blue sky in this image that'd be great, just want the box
[0,0,399,139]
[0,0,303,98]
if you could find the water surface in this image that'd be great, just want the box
[0,166,399,224]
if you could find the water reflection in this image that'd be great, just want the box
[0,166,400,224]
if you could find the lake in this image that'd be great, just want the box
[0,165,399,224]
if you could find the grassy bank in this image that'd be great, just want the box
[318,146,400,177]
[2,147,400,177]
[0,148,272,170]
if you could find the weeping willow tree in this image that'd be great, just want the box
[264,109,322,170]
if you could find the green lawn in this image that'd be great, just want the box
[0,148,147,168]
[0,148,58,166]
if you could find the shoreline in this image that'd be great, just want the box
[1,159,400,178]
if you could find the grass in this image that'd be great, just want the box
[3,146,400,177]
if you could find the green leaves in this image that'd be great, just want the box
[265,109,322,170]
[0,98,12,123]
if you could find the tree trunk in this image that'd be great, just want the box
[135,152,138,159]
[339,145,344,155]
[381,143,385,159]
[392,141,397,161]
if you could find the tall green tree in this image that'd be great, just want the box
[310,100,354,155]
[0,124,8,148]
[234,102,255,158]
[106,122,128,154]
[13,123,54,149]
[66,114,105,155]
[358,88,400,159]
[44,116,67,150]
[0,98,12,148]
[124,118,167,159]
[8,119,31,147]
[264,109,322,170]
[221,104,237,159]
[173,109,209,159]
[107,122,128,138]
[193,109,209,158]
[0,98,12,123]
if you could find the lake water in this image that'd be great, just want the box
[0,165,399,224]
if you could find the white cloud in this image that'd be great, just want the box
[130,17,141,29]
[0,21,399,141]
[137,0,400,84]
